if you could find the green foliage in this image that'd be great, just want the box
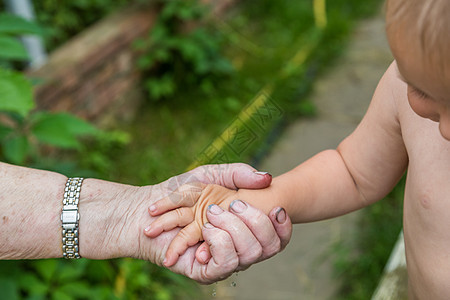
[0,259,200,300]
[75,129,131,179]
[0,68,34,116]
[0,13,43,62]
[0,13,43,35]
[31,0,139,51]
[136,0,233,101]
[0,36,29,60]
[0,105,99,165]
[0,13,37,108]
[31,112,98,148]
[0,14,97,165]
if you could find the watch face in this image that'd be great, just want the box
[62,210,78,224]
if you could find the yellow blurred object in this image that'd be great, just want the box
[313,0,327,29]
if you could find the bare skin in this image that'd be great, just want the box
[146,3,450,297]
[145,184,284,266]
[0,162,292,284]
[386,5,450,298]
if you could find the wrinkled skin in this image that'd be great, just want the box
[130,164,292,283]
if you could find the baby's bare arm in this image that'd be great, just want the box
[263,63,407,222]
[254,62,408,222]
[222,62,408,223]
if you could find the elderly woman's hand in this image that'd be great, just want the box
[0,161,291,285]
[91,163,291,284]
[140,164,291,283]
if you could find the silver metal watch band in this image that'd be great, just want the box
[61,177,84,259]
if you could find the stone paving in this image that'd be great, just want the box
[205,11,394,300]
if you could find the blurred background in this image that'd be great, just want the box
[0,0,404,299]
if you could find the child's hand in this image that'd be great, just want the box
[144,183,239,267]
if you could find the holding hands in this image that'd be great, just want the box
[145,183,238,265]
[0,161,291,285]
[139,163,292,283]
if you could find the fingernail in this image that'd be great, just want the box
[230,199,247,213]
[149,205,156,213]
[163,258,167,265]
[254,171,271,176]
[204,222,214,229]
[276,208,286,224]
[144,225,151,232]
[208,204,223,215]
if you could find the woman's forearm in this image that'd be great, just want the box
[0,162,67,259]
[0,162,143,260]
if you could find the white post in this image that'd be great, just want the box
[371,231,407,300]
[4,0,47,68]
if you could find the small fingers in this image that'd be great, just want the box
[144,207,194,238]
[149,182,205,216]
[164,223,203,267]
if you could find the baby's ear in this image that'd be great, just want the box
[149,182,206,216]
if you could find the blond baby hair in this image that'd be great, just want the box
[386,0,450,77]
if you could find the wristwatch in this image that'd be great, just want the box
[61,177,84,259]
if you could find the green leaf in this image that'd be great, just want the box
[90,286,115,300]
[18,273,48,296]
[150,24,169,43]
[0,278,19,300]
[136,55,155,69]
[27,295,46,300]
[58,281,92,298]
[0,123,13,140]
[0,261,22,277]
[85,260,115,282]
[154,48,170,62]
[146,75,175,100]
[0,36,29,60]
[51,290,72,300]
[57,260,87,282]
[0,13,43,35]
[33,259,58,283]
[0,68,34,116]
[2,133,29,164]
[31,112,98,148]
